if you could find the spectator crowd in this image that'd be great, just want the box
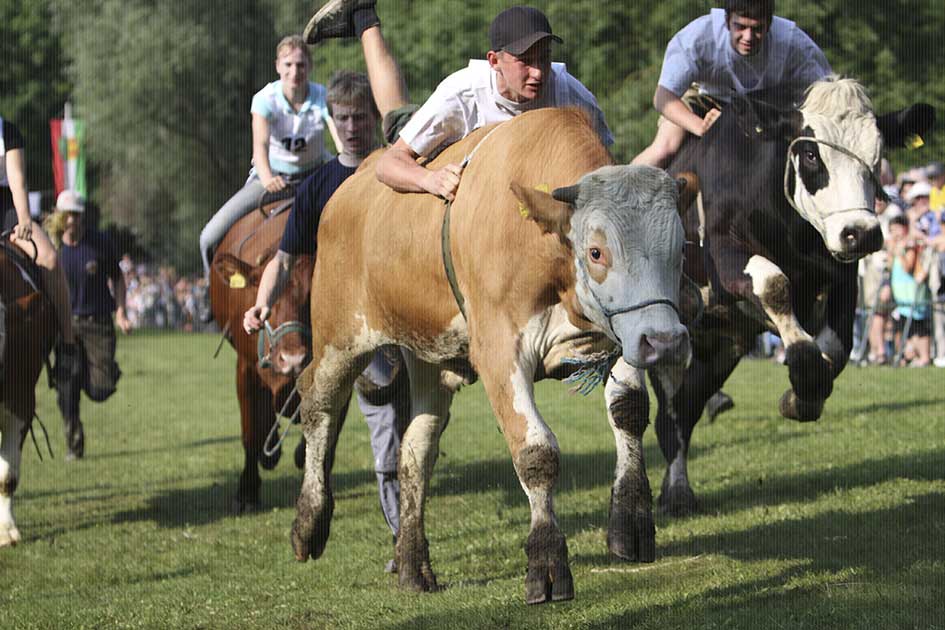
[119,255,213,331]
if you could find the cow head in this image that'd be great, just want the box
[737,77,935,262]
[213,254,312,379]
[512,165,692,369]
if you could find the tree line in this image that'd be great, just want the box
[2,0,942,272]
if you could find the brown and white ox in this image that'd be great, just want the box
[1,244,57,547]
[290,109,697,604]
[209,205,313,512]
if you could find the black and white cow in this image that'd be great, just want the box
[654,76,935,515]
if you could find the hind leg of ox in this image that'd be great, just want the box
[0,406,24,547]
[476,336,573,605]
[394,352,452,593]
[291,350,371,563]
[232,358,278,514]
[652,349,741,516]
[604,358,656,562]
[743,257,835,422]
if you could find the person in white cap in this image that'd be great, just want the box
[2,116,79,374]
[304,1,613,201]
[50,189,131,460]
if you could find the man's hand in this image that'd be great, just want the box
[14,217,32,241]
[421,164,464,201]
[244,305,270,335]
[262,174,287,193]
[700,108,722,136]
[115,308,132,335]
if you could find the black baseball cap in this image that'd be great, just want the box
[489,6,563,56]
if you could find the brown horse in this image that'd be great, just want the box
[1,242,57,547]
[209,200,314,513]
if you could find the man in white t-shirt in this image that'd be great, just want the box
[305,2,613,201]
[632,0,831,168]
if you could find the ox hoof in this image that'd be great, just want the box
[294,439,306,470]
[607,510,656,563]
[778,390,824,423]
[0,526,21,548]
[525,560,574,604]
[784,342,833,401]
[657,484,698,517]
[291,493,334,561]
[396,535,439,592]
[258,445,282,471]
[524,523,573,604]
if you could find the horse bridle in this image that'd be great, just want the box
[782,136,886,219]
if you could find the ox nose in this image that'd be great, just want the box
[639,328,690,367]
[841,224,883,256]
[276,351,309,376]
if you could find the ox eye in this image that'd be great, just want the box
[802,149,819,165]
[589,247,602,261]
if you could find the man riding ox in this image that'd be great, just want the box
[652,75,935,516]
[289,107,697,604]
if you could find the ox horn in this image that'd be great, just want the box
[552,184,581,205]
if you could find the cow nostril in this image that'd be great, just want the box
[841,226,862,249]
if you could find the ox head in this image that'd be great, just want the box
[213,254,311,379]
[512,165,694,369]
[736,77,935,262]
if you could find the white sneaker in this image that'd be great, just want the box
[933,357,945,368]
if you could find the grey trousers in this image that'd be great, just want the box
[356,349,407,537]
[200,175,266,279]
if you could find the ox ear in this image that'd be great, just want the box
[877,103,936,149]
[675,172,699,217]
[510,181,574,240]
[213,254,258,288]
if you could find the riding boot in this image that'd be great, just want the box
[53,342,80,387]
[62,415,85,461]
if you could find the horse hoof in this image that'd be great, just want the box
[0,526,21,548]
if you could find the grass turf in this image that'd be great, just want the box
[1,331,942,629]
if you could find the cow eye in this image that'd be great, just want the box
[589,247,602,261]
[802,149,819,165]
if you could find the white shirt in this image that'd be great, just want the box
[399,60,614,159]
[250,80,332,175]
[658,9,832,102]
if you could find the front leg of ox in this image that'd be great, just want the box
[474,324,574,604]
[742,256,835,421]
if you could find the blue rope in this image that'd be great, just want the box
[561,348,621,395]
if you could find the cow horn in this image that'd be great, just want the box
[552,184,580,205]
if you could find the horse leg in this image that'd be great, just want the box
[291,346,371,562]
[395,351,452,592]
[0,405,24,547]
[604,358,655,562]
[233,357,266,514]
[652,347,740,516]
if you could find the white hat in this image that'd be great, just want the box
[55,189,85,213]
[906,180,932,202]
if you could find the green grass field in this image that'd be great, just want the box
[1,331,942,629]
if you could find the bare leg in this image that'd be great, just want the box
[360,25,409,120]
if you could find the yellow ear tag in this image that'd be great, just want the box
[229,272,247,289]
[905,134,925,150]
[519,202,529,217]
[535,183,550,193]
